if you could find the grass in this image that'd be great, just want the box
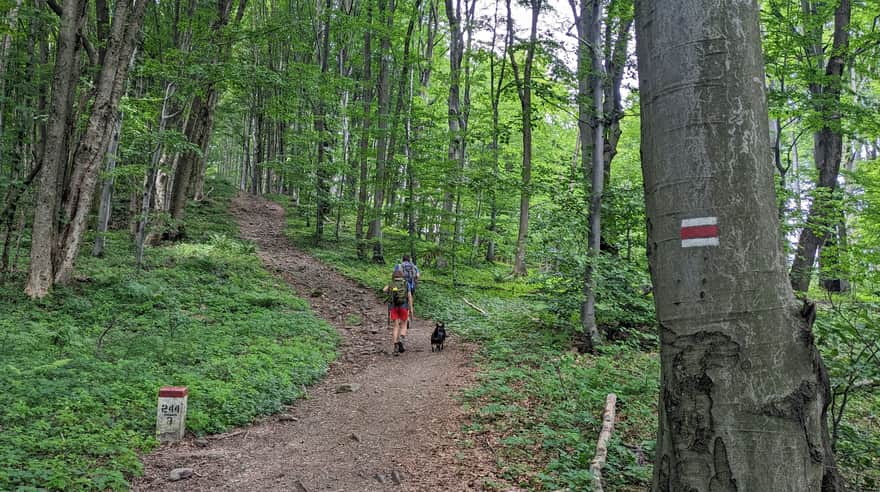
[277,198,659,491]
[0,181,338,491]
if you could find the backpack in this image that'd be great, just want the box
[399,261,417,291]
[389,278,407,307]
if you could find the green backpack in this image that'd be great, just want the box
[389,278,407,307]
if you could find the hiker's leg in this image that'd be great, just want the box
[392,316,401,345]
[400,309,409,338]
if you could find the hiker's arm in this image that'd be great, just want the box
[382,285,389,293]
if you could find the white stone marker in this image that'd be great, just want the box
[156,386,188,442]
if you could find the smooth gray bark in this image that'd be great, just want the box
[506,0,541,277]
[92,117,123,257]
[136,83,176,267]
[634,0,838,490]
[570,0,604,351]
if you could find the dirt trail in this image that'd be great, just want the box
[134,194,503,491]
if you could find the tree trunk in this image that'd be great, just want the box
[486,2,506,264]
[601,11,632,186]
[506,0,541,277]
[251,101,263,195]
[169,91,215,237]
[0,0,24,149]
[771,115,787,219]
[1,163,42,275]
[314,0,333,242]
[438,0,467,269]
[92,116,123,257]
[136,83,176,267]
[367,0,396,263]
[382,0,419,229]
[570,0,604,352]
[634,1,840,489]
[240,111,251,191]
[789,0,851,293]
[54,0,148,285]
[2,3,46,274]
[355,0,373,259]
[24,0,87,298]
[168,0,248,238]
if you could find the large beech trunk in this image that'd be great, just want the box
[634,0,839,490]
[54,0,147,285]
[26,0,147,295]
[25,0,87,298]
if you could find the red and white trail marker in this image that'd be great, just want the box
[156,386,188,442]
[680,217,719,248]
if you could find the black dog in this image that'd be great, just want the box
[430,322,447,352]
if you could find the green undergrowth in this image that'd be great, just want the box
[811,293,880,490]
[277,199,659,491]
[0,181,337,491]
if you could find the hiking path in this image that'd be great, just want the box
[133,193,503,491]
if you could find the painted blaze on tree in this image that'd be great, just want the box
[634,1,838,491]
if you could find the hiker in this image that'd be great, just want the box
[393,256,420,332]
[394,255,420,295]
[383,270,413,355]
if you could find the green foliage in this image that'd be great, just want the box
[813,300,880,490]
[536,249,656,339]
[524,107,654,340]
[0,181,337,491]
[463,338,658,491]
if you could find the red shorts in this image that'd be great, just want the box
[389,306,409,321]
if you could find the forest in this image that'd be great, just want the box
[0,0,878,490]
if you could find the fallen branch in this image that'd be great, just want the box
[208,430,244,440]
[590,393,617,492]
[462,297,488,316]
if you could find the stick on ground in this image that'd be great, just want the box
[462,297,488,316]
[590,393,617,492]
